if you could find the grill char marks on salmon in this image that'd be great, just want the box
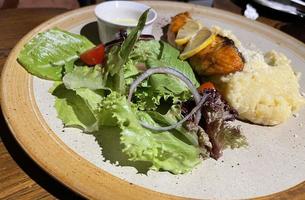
[189,35,245,76]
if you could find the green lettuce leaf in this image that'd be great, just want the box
[52,86,201,174]
[129,40,161,63]
[97,92,201,174]
[75,88,105,112]
[129,40,199,87]
[124,60,139,79]
[144,42,199,97]
[123,40,161,87]
[51,84,98,132]
[156,41,199,87]
[124,60,140,86]
[63,65,106,90]
[146,105,199,147]
[18,28,94,80]
[126,40,200,110]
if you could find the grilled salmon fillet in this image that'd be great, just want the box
[167,12,245,75]
[189,35,245,76]
[167,12,191,48]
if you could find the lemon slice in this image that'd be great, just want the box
[175,20,202,46]
[179,28,215,60]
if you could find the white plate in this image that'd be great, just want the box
[2,2,305,199]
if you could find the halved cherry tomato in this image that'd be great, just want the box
[80,44,105,66]
[197,82,215,93]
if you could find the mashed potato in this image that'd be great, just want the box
[211,28,305,125]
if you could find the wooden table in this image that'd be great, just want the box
[0,2,304,199]
[0,8,83,200]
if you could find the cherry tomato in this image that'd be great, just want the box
[197,82,215,93]
[80,44,105,66]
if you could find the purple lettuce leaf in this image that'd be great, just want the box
[182,89,247,159]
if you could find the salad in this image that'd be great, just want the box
[18,10,246,174]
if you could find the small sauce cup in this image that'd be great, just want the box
[95,1,157,43]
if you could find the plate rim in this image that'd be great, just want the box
[1,2,305,199]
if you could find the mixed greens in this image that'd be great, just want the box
[18,10,246,174]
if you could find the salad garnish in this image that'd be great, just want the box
[17,10,247,174]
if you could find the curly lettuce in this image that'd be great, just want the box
[51,85,201,174]
[97,92,201,174]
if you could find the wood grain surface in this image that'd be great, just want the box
[0,8,83,200]
[0,1,304,200]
